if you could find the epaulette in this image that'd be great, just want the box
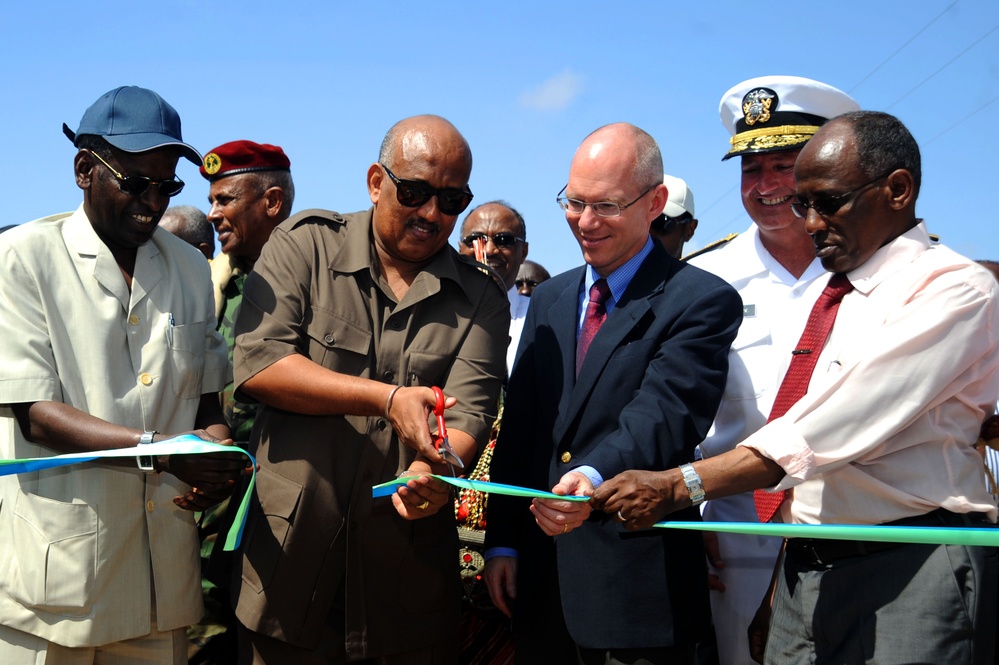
[285,208,347,229]
[454,251,508,296]
[681,233,739,262]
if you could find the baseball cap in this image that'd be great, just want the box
[62,86,201,165]
[662,174,695,218]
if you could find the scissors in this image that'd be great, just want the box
[432,386,465,470]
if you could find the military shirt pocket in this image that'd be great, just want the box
[7,490,98,616]
[242,467,303,593]
[406,351,450,388]
[305,307,372,374]
[168,318,208,399]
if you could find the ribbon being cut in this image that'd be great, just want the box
[0,434,256,551]
[374,474,999,547]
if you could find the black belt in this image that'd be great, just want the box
[785,509,992,567]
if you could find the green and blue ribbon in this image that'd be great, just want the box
[374,475,999,546]
[0,434,255,551]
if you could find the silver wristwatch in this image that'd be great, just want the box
[137,431,157,474]
[679,463,706,506]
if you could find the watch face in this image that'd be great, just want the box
[137,454,154,471]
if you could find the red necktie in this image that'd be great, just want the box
[754,273,854,522]
[576,279,611,375]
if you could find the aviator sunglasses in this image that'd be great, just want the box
[87,149,186,197]
[460,232,525,249]
[380,164,473,216]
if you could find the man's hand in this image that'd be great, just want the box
[159,430,247,511]
[391,465,451,520]
[387,386,459,464]
[484,556,517,618]
[530,470,593,536]
[589,468,681,530]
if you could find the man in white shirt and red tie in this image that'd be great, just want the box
[592,111,999,665]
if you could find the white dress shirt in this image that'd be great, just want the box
[740,223,999,524]
[507,286,530,375]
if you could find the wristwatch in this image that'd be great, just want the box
[679,463,706,506]
[137,431,158,474]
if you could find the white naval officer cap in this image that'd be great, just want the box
[719,75,860,161]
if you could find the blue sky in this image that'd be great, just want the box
[3,1,997,276]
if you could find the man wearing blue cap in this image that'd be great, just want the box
[0,86,245,663]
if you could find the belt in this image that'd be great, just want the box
[785,508,991,567]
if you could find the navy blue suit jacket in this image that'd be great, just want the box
[486,242,742,649]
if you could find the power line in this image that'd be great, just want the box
[925,94,999,144]
[849,0,960,94]
[886,23,999,111]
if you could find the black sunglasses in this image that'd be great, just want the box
[87,149,185,197]
[380,163,473,216]
[460,232,524,249]
[791,170,893,219]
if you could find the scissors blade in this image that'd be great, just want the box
[438,436,465,469]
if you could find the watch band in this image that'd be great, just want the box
[679,463,706,506]
[137,431,157,474]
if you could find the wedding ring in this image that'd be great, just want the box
[562,523,569,534]
[417,500,430,511]
[615,510,626,523]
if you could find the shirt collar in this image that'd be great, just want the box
[584,236,655,303]
[846,221,929,295]
[327,206,481,303]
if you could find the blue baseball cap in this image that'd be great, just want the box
[62,86,201,165]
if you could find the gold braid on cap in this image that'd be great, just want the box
[728,124,822,156]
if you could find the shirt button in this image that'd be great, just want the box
[146,500,155,512]
[382,370,395,382]
[560,451,572,464]
[377,419,387,431]
[324,333,334,344]
[128,314,140,326]
[139,373,153,386]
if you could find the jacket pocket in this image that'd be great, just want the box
[7,490,98,616]
[305,307,372,375]
[168,318,208,399]
[242,467,303,593]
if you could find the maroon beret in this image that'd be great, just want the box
[200,140,290,181]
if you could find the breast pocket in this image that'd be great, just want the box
[723,317,772,401]
[7,490,98,616]
[168,318,208,399]
[406,351,451,388]
[305,307,372,375]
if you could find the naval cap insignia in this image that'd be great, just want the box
[742,88,776,126]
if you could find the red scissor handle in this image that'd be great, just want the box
[432,386,447,446]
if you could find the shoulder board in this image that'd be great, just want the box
[286,208,348,227]
[681,233,739,262]
[454,251,507,294]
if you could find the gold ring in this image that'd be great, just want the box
[615,510,626,523]
[562,523,569,534]
[417,500,430,511]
